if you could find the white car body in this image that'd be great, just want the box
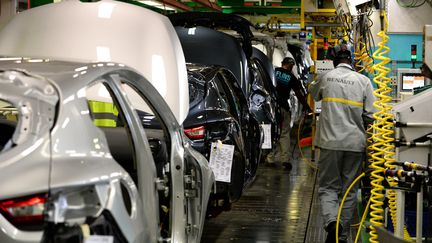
[0,1,214,242]
[0,0,189,124]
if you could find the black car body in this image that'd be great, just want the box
[288,43,310,87]
[287,42,311,122]
[173,25,262,177]
[169,12,283,149]
[251,47,282,144]
[184,64,257,207]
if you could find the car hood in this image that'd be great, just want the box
[0,0,189,124]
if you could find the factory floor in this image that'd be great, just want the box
[201,130,328,243]
[200,122,432,243]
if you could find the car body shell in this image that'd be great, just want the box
[174,25,263,178]
[169,12,276,139]
[0,1,215,240]
[251,48,282,143]
[0,60,214,243]
[185,64,254,202]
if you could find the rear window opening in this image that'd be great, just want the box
[0,100,18,152]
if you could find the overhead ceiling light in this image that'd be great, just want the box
[138,0,176,11]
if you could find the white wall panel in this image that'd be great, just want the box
[388,1,432,33]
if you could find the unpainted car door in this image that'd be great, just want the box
[109,71,213,243]
[43,69,212,243]
[43,71,159,243]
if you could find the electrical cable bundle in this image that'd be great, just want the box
[353,4,375,76]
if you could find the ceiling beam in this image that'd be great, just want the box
[159,0,193,11]
[191,0,222,11]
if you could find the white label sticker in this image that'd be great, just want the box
[84,236,114,243]
[260,124,272,149]
[209,142,235,182]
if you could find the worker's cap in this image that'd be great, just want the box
[282,57,296,65]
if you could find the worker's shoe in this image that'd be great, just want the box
[325,221,342,243]
[282,162,292,170]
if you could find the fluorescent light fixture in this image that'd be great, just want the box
[279,23,301,29]
[138,0,176,11]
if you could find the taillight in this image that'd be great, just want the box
[184,126,205,139]
[0,193,46,230]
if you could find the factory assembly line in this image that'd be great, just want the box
[0,0,431,242]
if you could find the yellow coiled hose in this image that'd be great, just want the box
[354,40,374,74]
[368,11,391,242]
[369,12,411,242]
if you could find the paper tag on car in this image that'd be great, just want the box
[260,124,272,149]
[209,142,234,183]
[84,236,114,243]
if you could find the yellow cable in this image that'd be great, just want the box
[368,11,390,243]
[336,172,366,243]
[366,126,375,163]
[297,113,318,170]
[354,40,368,73]
[355,42,374,75]
[368,12,411,242]
[355,197,372,243]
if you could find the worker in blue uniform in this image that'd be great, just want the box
[266,57,310,169]
[309,50,376,243]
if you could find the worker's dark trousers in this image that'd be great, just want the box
[318,148,363,242]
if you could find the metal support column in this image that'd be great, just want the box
[395,190,405,238]
[416,187,423,243]
[395,112,405,238]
